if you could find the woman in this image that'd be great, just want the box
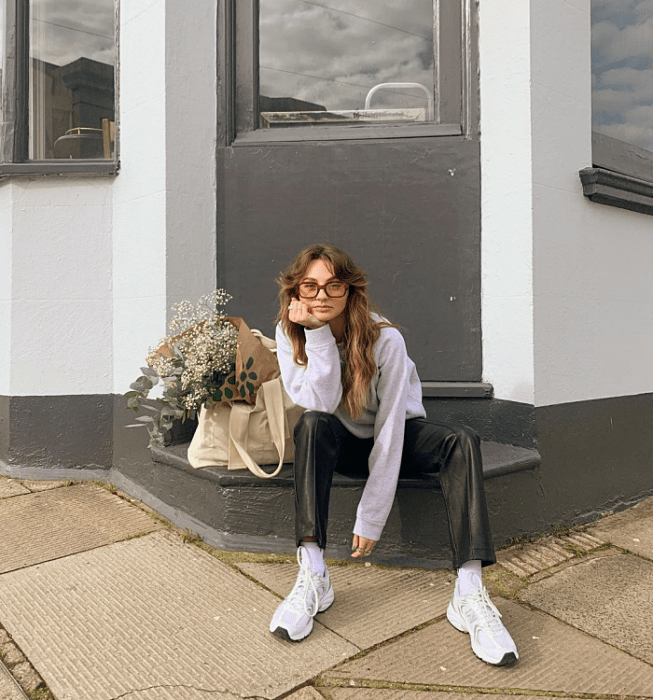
[269,244,518,667]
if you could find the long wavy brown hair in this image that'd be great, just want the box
[277,244,395,420]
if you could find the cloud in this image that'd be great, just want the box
[592,16,653,64]
[30,0,115,67]
[635,0,653,21]
[600,67,653,101]
[593,88,637,113]
[260,0,435,111]
[593,0,637,15]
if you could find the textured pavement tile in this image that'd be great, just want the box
[99,687,249,699]
[0,665,28,700]
[589,496,653,559]
[238,562,454,648]
[328,692,580,700]
[0,484,162,574]
[520,552,653,664]
[0,532,357,700]
[497,532,604,578]
[286,688,326,699]
[19,479,73,493]
[0,479,30,499]
[326,599,653,697]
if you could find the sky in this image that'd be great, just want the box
[30,0,116,67]
[259,0,435,113]
[592,0,653,152]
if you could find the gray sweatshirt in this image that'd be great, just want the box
[276,320,426,542]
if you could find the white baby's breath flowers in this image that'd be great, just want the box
[129,289,239,446]
[149,289,238,411]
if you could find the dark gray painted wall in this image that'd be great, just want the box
[218,136,481,381]
[533,393,653,528]
[0,395,113,470]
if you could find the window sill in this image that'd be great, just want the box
[232,122,462,146]
[579,167,653,217]
[0,160,118,178]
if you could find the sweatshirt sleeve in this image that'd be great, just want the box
[275,323,343,413]
[353,329,410,542]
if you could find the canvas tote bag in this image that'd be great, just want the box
[187,331,305,477]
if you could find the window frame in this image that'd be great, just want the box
[0,0,118,176]
[228,0,469,146]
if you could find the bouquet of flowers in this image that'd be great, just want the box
[125,289,240,447]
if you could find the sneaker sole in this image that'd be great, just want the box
[270,588,335,642]
[447,603,519,667]
[270,624,312,642]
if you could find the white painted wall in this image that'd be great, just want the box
[531,0,653,407]
[0,183,13,395]
[112,0,217,395]
[1,178,113,397]
[479,0,536,406]
[112,0,168,395]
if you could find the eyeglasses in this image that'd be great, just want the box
[298,281,349,299]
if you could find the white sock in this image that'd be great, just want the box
[300,541,325,575]
[457,559,483,595]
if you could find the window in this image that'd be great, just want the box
[582,0,653,215]
[233,0,465,143]
[590,0,653,183]
[1,0,117,173]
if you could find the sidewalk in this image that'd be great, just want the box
[0,477,651,700]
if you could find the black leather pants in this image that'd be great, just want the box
[293,412,496,569]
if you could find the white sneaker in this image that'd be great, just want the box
[269,546,335,641]
[447,577,519,666]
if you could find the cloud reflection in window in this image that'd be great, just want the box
[259,0,435,118]
[592,0,653,153]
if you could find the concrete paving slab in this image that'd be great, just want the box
[19,479,73,493]
[588,496,653,559]
[497,532,605,578]
[91,687,248,699]
[520,551,653,664]
[0,664,28,700]
[326,599,653,697]
[327,692,580,700]
[0,479,30,499]
[238,562,454,648]
[286,688,325,699]
[0,484,162,574]
[0,531,357,700]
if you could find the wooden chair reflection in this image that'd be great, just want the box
[102,119,115,159]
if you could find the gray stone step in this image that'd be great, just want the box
[138,440,540,568]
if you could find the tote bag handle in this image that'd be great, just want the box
[227,377,288,478]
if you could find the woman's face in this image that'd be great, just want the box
[298,259,349,325]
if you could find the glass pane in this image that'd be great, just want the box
[592,0,653,154]
[259,0,435,127]
[29,0,116,159]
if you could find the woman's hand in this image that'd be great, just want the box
[288,297,326,330]
[351,534,376,559]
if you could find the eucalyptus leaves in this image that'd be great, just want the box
[125,290,238,447]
